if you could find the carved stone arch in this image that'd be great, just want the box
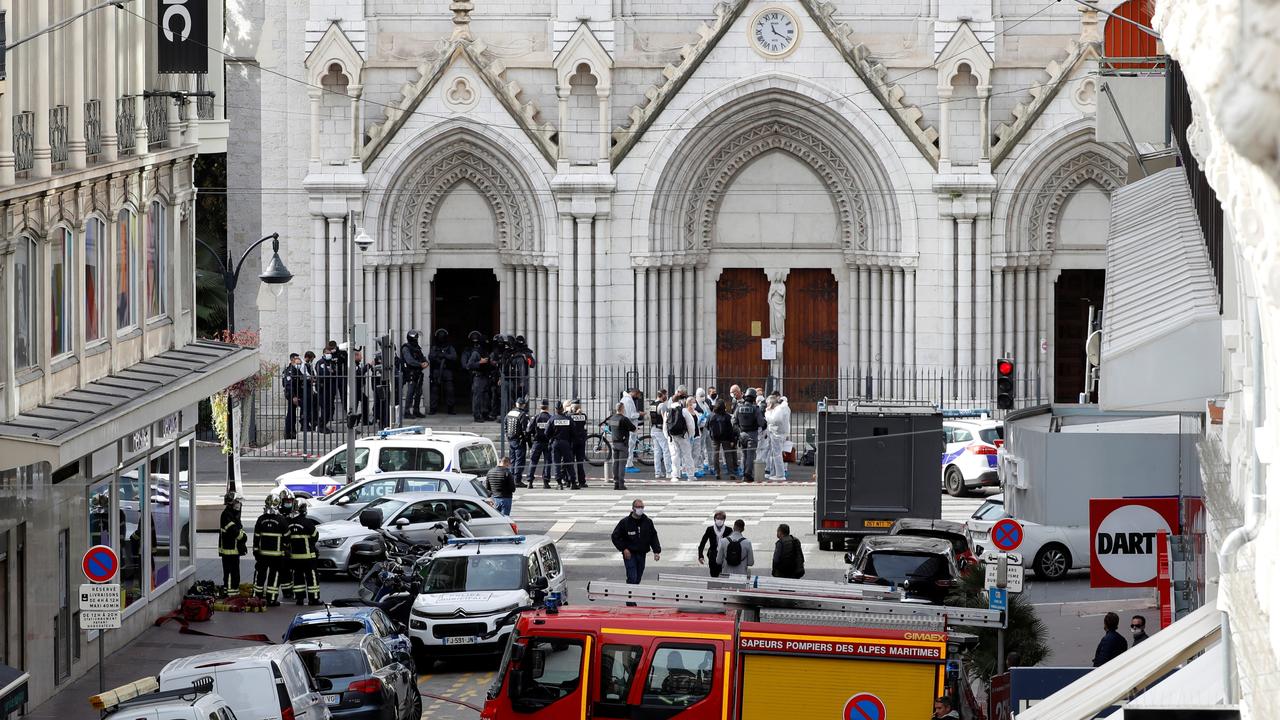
[384,130,541,256]
[304,22,365,88]
[1029,151,1126,253]
[650,91,901,258]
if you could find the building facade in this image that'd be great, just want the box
[231,0,1136,404]
[0,0,247,710]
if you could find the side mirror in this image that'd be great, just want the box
[314,677,333,692]
[334,494,352,505]
[843,553,854,565]
[395,650,413,667]
[359,508,384,530]
[394,517,411,528]
[454,509,472,523]
[529,649,547,679]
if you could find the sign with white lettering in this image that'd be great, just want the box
[126,426,152,457]
[1089,497,1181,588]
[157,0,209,74]
[79,584,121,629]
[983,552,1024,593]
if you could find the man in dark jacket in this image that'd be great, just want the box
[461,331,492,422]
[504,397,531,487]
[286,500,322,606]
[548,402,574,490]
[526,400,554,488]
[282,353,304,439]
[427,329,457,415]
[732,389,766,482]
[706,400,738,480]
[252,497,287,606]
[1092,612,1128,666]
[603,403,637,490]
[400,331,429,419]
[698,510,732,578]
[568,399,589,489]
[219,492,247,595]
[611,499,662,592]
[771,524,805,579]
[486,457,517,516]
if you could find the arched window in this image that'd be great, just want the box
[146,201,167,317]
[13,235,37,369]
[1105,0,1158,68]
[85,217,107,342]
[116,208,138,330]
[51,226,74,356]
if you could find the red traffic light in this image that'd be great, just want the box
[997,359,1015,376]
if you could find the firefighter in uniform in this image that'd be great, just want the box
[568,399,590,489]
[219,492,247,596]
[549,402,574,490]
[526,400,554,488]
[286,498,322,606]
[252,494,287,606]
[505,397,531,487]
[278,491,298,601]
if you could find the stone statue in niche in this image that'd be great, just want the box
[767,273,787,338]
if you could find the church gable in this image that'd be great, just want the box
[991,35,1102,166]
[611,0,940,167]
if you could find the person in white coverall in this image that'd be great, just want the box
[764,395,791,480]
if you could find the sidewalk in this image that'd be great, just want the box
[1032,598,1162,666]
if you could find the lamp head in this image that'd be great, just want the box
[259,235,293,285]
[354,227,374,252]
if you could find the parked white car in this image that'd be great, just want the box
[316,492,516,577]
[306,471,492,525]
[941,419,1003,496]
[99,677,236,720]
[159,645,331,720]
[966,493,1090,580]
[274,428,499,498]
[409,535,567,664]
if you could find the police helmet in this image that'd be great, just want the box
[492,333,505,347]
[295,498,309,516]
[540,399,550,409]
[468,330,483,343]
[744,388,757,400]
[434,328,449,340]
[503,334,516,345]
[406,330,420,342]
[516,396,528,408]
[515,335,526,346]
[224,491,243,508]
[275,488,297,514]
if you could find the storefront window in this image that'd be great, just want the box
[85,217,106,342]
[88,478,113,548]
[149,452,175,589]
[118,465,145,607]
[177,439,194,571]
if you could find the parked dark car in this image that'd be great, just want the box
[844,536,962,604]
[284,607,414,672]
[888,518,979,570]
[291,634,421,720]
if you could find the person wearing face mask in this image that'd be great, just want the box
[282,353,304,439]
[1130,615,1150,645]
[698,511,732,578]
[611,499,662,590]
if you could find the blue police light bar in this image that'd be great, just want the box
[445,536,528,546]
[942,409,992,419]
[377,426,428,438]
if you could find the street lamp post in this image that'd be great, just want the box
[347,215,373,488]
[196,233,293,493]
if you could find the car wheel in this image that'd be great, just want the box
[406,685,422,720]
[1033,543,1071,580]
[944,466,968,497]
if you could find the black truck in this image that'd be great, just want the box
[813,401,944,551]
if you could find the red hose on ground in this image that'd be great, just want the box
[420,691,483,713]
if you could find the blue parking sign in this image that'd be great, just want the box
[988,587,1008,611]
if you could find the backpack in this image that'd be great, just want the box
[667,407,687,437]
[724,537,744,567]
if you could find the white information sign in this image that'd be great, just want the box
[983,552,1025,593]
[79,584,121,629]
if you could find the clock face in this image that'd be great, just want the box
[752,9,798,56]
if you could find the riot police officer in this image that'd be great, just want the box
[219,492,247,596]
[568,399,590,489]
[252,493,287,606]
[527,399,554,488]
[462,331,493,422]
[505,397,531,487]
[512,335,535,399]
[286,499,322,606]
[549,401,574,490]
[732,388,767,483]
[400,331,429,419]
[428,329,457,415]
[488,334,508,418]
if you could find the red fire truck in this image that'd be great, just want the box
[480,575,1003,720]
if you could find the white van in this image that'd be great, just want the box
[98,677,238,720]
[274,427,499,498]
[159,645,331,720]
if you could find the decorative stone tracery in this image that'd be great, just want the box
[1028,150,1127,253]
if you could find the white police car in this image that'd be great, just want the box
[408,535,567,665]
[274,427,499,498]
[941,417,1003,497]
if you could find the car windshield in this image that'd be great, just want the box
[287,621,366,641]
[865,552,947,583]
[979,427,1004,444]
[349,498,407,523]
[903,530,968,555]
[422,555,525,593]
[298,648,369,679]
[972,500,1007,521]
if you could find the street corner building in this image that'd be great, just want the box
[0,0,251,710]
[231,0,1135,405]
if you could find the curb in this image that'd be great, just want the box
[1032,596,1157,616]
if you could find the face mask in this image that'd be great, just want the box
[1131,627,1144,634]
[714,520,724,529]
[323,354,332,360]
[633,508,645,517]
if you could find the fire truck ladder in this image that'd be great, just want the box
[586,575,1006,630]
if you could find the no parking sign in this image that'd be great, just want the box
[844,693,887,720]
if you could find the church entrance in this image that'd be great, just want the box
[431,269,500,416]
[784,269,839,410]
[715,268,770,392]
[1054,269,1106,403]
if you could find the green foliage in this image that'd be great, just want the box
[946,562,1051,682]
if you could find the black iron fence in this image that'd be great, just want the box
[238,360,1044,460]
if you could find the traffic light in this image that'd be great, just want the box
[996,358,1016,410]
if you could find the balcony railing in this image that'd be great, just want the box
[145,95,166,147]
[116,97,135,154]
[196,74,215,120]
[1169,59,1225,309]
[85,99,102,160]
[13,111,34,173]
[50,105,69,166]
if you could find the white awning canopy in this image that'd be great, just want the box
[1017,603,1222,720]
[1100,167,1222,413]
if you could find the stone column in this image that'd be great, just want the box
[501,265,514,334]
[311,216,328,342]
[957,217,974,370]
[309,90,322,164]
[576,217,593,365]
[905,266,916,372]
[68,0,88,169]
[1019,268,1031,370]
[636,265,648,369]
[0,0,12,185]
[597,89,610,164]
[548,268,560,367]
[1037,266,1049,401]
[858,266,871,372]
[327,217,346,341]
[683,266,696,370]
[647,267,659,372]
[133,4,149,155]
[937,87,953,164]
[992,265,1004,357]
[537,268,549,368]
[556,89,569,163]
[349,85,363,164]
[363,266,375,333]
[893,268,905,374]
[978,86,992,160]
[515,265,527,335]
[976,214,993,366]
[657,267,670,370]
[32,0,52,176]
[870,267,882,370]
[99,2,118,163]
[389,265,403,338]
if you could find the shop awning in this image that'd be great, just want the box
[1099,167,1222,413]
[0,665,28,719]
[0,341,258,469]
[1017,602,1222,720]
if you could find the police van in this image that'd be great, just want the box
[940,412,1004,497]
[274,427,499,498]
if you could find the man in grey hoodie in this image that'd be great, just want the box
[717,519,755,576]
